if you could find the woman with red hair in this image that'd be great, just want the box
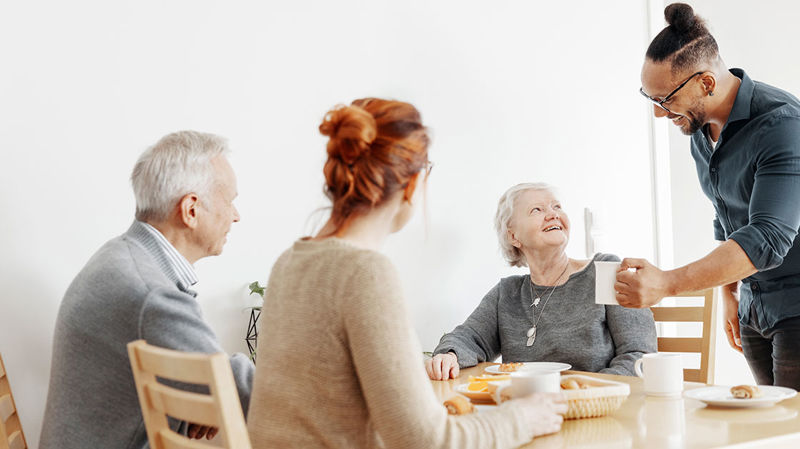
[246,98,567,448]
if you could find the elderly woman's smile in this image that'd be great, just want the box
[508,189,571,252]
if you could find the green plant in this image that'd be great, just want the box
[248,281,266,306]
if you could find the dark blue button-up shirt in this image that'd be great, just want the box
[691,69,800,331]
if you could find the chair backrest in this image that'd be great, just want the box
[127,340,252,449]
[651,289,717,384]
[0,354,27,449]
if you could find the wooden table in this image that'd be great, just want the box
[431,363,800,448]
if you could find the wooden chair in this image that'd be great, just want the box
[127,340,252,449]
[651,289,717,384]
[0,354,27,449]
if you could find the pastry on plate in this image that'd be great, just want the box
[444,395,475,415]
[499,362,523,372]
[730,385,763,399]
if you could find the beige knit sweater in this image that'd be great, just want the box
[247,238,537,448]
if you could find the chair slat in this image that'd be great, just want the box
[144,383,219,427]
[683,369,702,383]
[657,337,702,353]
[651,306,704,322]
[134,345,216,385]
[652,289,717,384]
[159,429,217,449]
[0,395,15,423]
[8,430,24,449]
[128,340,251,449]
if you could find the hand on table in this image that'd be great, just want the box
[516,392,568,437]
[187,423,218,440]
[425,352,459,380]
[722,282,743,353]
[615,258,673,308]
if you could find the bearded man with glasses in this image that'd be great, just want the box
[615,3,800,391]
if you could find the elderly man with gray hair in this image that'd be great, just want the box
[40,131,253,448]
[426,182,657,380]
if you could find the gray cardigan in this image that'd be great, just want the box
[433,253,657,376]
[39,222,254,449]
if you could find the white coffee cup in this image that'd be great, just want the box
[634,353,683,397]
[492,370,560,403]
[595,261,621,305]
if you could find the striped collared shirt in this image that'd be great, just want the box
[128,220,198,293]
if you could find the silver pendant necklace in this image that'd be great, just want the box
[526,261,569,347]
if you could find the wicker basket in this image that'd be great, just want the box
[561,374,630,420]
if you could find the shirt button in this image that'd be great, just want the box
[752,284,759,291]
[711,167,717,173]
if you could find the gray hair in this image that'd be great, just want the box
[494,182,559,268]
[131,130,230,222]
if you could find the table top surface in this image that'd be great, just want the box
[430,363,800,449]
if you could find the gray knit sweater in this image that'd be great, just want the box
[433,253,657,376]
[39,222,254,449]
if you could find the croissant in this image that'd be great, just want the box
[730,385,762,399]
[499,362,523,372]
[444,395,475,415]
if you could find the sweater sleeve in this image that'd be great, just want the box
[600,305,658,376]
[139,287,255,414]
[432,283,503,368]
[343,254,536,449]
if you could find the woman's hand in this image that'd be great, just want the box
[722,282,743,353]
[425,352,459,380]
[515,392,568,437]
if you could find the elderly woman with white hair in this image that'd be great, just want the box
[426,183,657,380]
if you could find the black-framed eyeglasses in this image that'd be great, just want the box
[640,71,704,113]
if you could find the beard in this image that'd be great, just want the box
[677,100,708,135]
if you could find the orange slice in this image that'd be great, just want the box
[467,381,488,392]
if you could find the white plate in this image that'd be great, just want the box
[454,383,494,402]
[484,362,572,375]
[684,386,797,408]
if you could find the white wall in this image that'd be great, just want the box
[663,0,800,385]
[1,2,656,446]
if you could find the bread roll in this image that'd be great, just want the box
[730,385,762,399]
[561,379,581,390]
[444,395,475,415]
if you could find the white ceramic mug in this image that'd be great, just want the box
[635,353,683,397]
[492,370,560,403]
[594,261,621,305]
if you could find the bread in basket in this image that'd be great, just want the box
[560,374,630,419]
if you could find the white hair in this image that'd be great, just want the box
[131,130,230,222]
[494,182,559,268]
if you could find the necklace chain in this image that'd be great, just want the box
[526,261,569,347]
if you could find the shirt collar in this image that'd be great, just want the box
[127,220,199,294]
[726,68,755,124]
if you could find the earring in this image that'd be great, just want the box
[708,91,714,96]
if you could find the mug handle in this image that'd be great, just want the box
[634,358,644,378]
